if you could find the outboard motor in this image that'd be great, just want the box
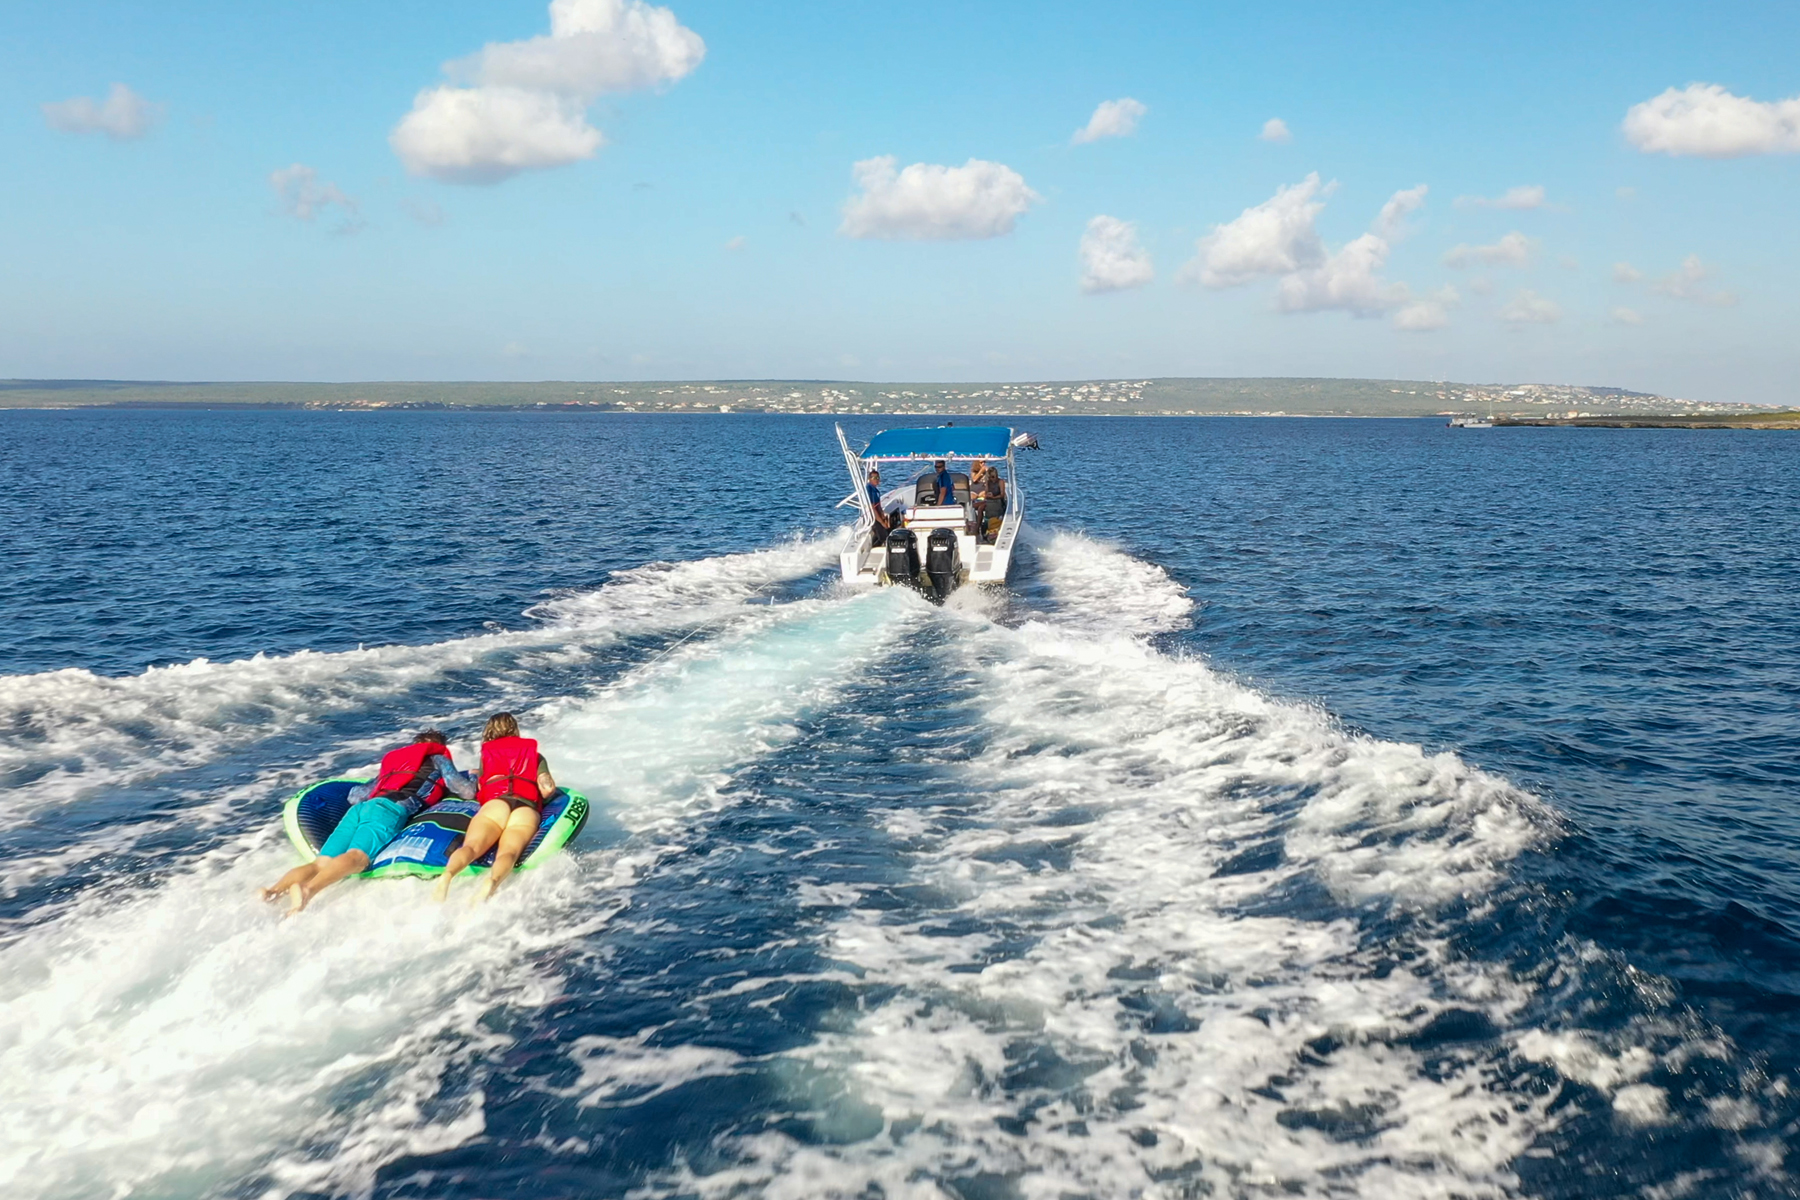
[884,527,921,587]
[925,528,961,600]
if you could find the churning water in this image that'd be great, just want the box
[1,410,1796,1199]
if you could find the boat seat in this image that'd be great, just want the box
[913,470,971,506]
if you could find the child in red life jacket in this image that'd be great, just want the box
[433,711,559,905]
[259,729,475,914]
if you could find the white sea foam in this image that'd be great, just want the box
[653,533,1561,1198]
[0,839,595,1200]
[528,531,837,627]
[543,587,914,838]
[1614,1083,1673,1125]
[1028,527,1197,637]
[1515,1029,1655,1091]
[0,576,899,1200]
[8,525,1758,1196]
[567,1033,752,1108]
[0,535,837,827]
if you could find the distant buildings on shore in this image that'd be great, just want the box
[5,376,1773,417]
[298,378,1735,418]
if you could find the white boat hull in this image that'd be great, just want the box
[834,423,1026,591]
[838,484,1023,589]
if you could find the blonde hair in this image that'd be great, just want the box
[482,712,520,742]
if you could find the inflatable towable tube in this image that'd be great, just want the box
[283,779,589,879]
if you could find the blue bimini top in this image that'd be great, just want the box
[862,426,1014,460]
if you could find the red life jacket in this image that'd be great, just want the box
[370,740,453,808]
[478,736,542,805]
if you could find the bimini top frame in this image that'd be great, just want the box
[835,424,1017,530]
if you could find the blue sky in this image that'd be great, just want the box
[3,0,1796,402]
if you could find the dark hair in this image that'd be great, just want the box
[482,712,520,742]
[416,728,448,745]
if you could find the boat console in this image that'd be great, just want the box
[904,503,968,530]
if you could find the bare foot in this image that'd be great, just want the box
[258,886,283,904]
[284,883,308,918]
[469,876,497,907]
[431,874,453,903]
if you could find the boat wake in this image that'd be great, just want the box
[0,539,897,1199]
[0,530,1785,1199]
[0,534,835,822]
[635,532,1566,1198]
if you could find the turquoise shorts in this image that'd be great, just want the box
[319,797,407,861]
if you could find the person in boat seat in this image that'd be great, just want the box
[970,459,1005,543]
[433,711,559,904]
[928,459,956,505]
[865,467,891,544]
[259,729,474,915]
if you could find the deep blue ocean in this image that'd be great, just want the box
[2,409,1797,1200]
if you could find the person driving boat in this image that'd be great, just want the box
[930,459,955,504]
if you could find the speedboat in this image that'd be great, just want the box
[834,424,1027,598]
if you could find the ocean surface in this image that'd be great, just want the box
[2,409,1797,1200]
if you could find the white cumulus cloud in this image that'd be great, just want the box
[1259,117,1292,143]
[1393,304,1447,331]
[1374,183,1428,239]
[1612,306,1645,326]
[1394,286,1460,332]
[1623,83,1800,157]
[1278,233,1409,317]
[451,0,704,93]
[1455,184,1547,210]
[1443,231,1533,269]
[393,87,602,184]
[839,156,1039,240]
[270,164,362,232]
[1612,261,1642,283]
[1648,254,1736,306]
[1498,289,1561,325]
[1184,173,1329,287]
[41,83,162,140]
[1079,215,1154,293]
[1072,97,1147,145]
[1185,176,1438,327]
[391,0,704,184]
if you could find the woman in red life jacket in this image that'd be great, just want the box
[433,711,559,904]
[259,729,474,914]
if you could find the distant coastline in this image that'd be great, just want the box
[0,377,1782,421]
[1494,413,1800,429]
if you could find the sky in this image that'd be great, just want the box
[3,0,1797,402]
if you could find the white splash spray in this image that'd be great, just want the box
[653,532,1561,1199]
[0,574,901,1200]
[0,535,838,827]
